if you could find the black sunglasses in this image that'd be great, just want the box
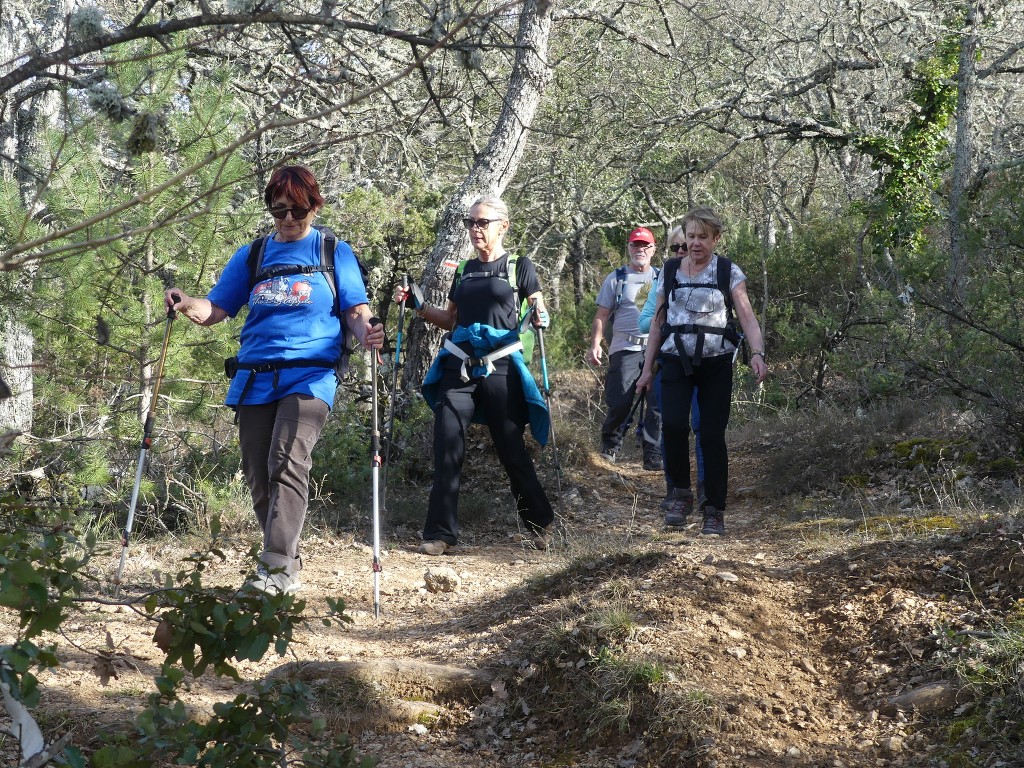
[269,206,312,220]
[669,243,687,253]
[462,217,500,229]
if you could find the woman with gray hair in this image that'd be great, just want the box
[395,195,554,555]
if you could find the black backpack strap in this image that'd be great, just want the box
[255,262,333,281]
[247,234,270,288]
[716,256,734,315]
[317,225,340,318]
[656,257,682,326]
[612,266,628,308]
[233,358,340,421]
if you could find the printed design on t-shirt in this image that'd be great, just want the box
[630,280,653,312]
[251,276,315,306]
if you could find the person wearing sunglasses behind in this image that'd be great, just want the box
[636,208,767,537]
[394,195,554,556]
[166,165,384,594]
[587,226,663,471]
[638,227,706,524]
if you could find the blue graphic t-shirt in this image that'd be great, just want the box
[207,229,368,409]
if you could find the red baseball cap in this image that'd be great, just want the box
[627,227,655,245]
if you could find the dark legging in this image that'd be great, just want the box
[659,353,733,509]
[424,367,554,545]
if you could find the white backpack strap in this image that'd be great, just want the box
[443,337,524,381]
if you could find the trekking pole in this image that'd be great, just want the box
[381,275,408,511]
[617,384,644,444]
[368,316,384,619]
[114,300,176,596]
[532,308,564,518]
[634,393,647,446]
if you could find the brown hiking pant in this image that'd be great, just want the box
[238,394,329,576]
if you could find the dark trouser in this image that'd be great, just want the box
[425,367,554,545]
[238,394,329,576]
[654,377,704,490]
[600,349,661,459]
[659,353,732,510]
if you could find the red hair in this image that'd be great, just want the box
[263,165,325,210]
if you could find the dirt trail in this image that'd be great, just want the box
[3,428,978,768]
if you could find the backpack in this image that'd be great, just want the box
[454,254,535,364]
[245,225,370,374]
[658,255,742,374]
[603,265,660,344]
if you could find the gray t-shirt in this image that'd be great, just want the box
[655,255,746,358]
[596,266,658,355]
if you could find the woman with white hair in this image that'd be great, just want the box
[396,195,554,555]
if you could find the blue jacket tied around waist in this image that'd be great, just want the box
[422,323,550,446]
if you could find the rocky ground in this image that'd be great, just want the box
[3,395,1022,767]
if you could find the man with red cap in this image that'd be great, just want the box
[587,226,663,469]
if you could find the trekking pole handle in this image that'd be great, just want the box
[167,291,181,320]
[534,313,551,393]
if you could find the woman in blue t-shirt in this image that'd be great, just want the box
[166,166,384,595]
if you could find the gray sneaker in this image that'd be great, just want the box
[599,448,618,463]
[663,488,694,527]
[246,567,302,595]
[531,526,553,551]
[700,505,725,536]
[418,540,449,556]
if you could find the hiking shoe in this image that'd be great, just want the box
[700,506,725,537]
[246,567,302,596]
[599,448,618,463]
[531,526,553,551]
[663,488,694,527]
[418,540,449,556]
[643,454,663,472]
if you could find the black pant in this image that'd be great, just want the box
[425,367,554,544]
[600,349,661,458]
[659,353,733,510]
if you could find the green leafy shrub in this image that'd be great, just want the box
[0,495,371,766]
